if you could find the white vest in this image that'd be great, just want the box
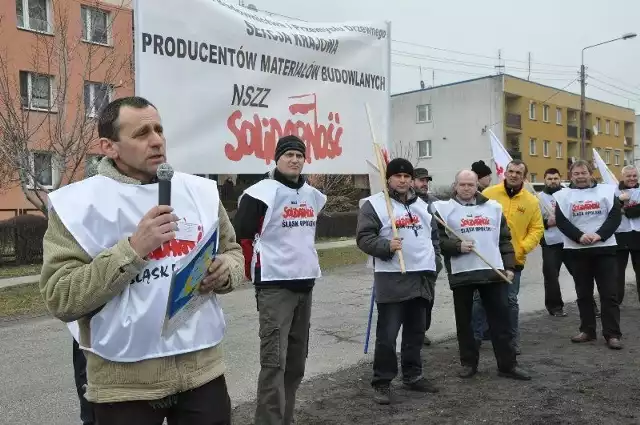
[243,179,327,282]
[48,173,226,363]
[553,184,617,250]
[366,193,436,273]
[615,187,640,233]
[538,190,564,245]
[432,199,504,274]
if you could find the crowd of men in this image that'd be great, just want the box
[39,95,634,424]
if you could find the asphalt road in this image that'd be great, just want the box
[0,247,627,425]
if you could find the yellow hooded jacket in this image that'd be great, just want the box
[482,183,544,266]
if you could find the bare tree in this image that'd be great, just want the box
[391,140,418,165]
[307,174,360,213]
[0,1,131,215]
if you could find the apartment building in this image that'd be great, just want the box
[391,74,636,188]
[635,114,640,166]
[0,0,133,220]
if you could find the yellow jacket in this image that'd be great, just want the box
[482,183,544,266]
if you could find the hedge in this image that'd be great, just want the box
[0,214,48,265]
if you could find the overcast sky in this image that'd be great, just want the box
[248,0,640,114]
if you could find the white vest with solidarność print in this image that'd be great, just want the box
[48,173,225,363]
[243,179,327,282]
[553,184,617,250]
[366,192,436,273]
[538,190,564,245]
[615,187,640,233]
[432,199,504,274]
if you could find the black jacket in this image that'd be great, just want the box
[554,182,622,255]
[232,169,314,291]
[433,193,516,289]
[615,181,640,251]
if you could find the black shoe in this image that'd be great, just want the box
[514,345,521,355]
[403,378,439,393]
[458,365,477,378]
[498,367,531,381]
[373,385,391,405]
[423,335,431,346]
[550,309,567,317]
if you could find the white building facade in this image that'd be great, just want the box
[391,75,504,192]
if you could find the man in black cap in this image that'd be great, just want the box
[357,158,442,405]
[413,167,438,345]
[472,160,493,191]
[234,135,327,425]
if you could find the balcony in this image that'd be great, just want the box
[567,125,592,140]
[508,150,522,160]
[506,113,521,130]
[625,137,633,149]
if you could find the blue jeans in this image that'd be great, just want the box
[472,270,522,347]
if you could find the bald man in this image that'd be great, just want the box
[432,170,530,380]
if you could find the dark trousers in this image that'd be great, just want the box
[453,283,516,372]
[73,339,94,425]
[568,250,621,340]
[93,375,231,425]
[616,249,640,304]
[425,280,435,332]
[372,297,428,387]
[542,244,573,313]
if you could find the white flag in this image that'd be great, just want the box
[488,129,512,181]
[592,148,619,186]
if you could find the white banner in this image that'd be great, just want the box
[488,129,512,181]
[134,0,391,174]
[592,148,619,186]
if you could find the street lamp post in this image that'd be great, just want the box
[580,33,637,160]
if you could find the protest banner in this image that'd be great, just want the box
[134,0,391,174]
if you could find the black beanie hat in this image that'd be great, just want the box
[386,158,414,179]
[471,160,492,179]
[275,135,306,162]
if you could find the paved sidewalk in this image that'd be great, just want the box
[0,239,357,291]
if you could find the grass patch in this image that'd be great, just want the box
[0,264,42,279]
[0,281,48,319]
[316,236,353,243]
[318,245,366,272]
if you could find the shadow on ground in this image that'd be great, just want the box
[233,290,640,425]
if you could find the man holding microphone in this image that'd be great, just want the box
[41,96,244,424]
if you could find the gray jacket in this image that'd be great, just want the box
[433,193,516,289]
[356,188,442,304]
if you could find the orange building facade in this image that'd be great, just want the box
[0,0,133,220]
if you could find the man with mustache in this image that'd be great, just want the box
[614,165,640,304]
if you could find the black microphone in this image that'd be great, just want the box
[157,163,174,206]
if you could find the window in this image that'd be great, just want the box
[84,82,112,117]
[529,138,537,155]
[81,6,110,45]
[556,142,562,159]
[529,102,536,120]
[614,150,621,166]
[596,118,601,133]
[605,120,610,135]
[543,140,550,157]
[417,140,432,158]
[604,149,611,164]
[542,105,549,122]
[615,122,620,137]
[85,154,104,178]
[19,71,52,110]
[556,108,562,124]
[16,0,51,33]
[416,104,432,123]
[530,173,537,183]
[25,151,58,189]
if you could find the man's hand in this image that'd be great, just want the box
[505,270,514,281]
[390,237,403,253]
[129,206,179,258]
[579,234,592,245]
[547,215,556,227]
[587,233,602,243]
[460,240,474,253]
[620,192,631,202]
[200,257,230,294]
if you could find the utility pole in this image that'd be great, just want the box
[495,49,504,75]
[580,64,586,160]
[527,52,531,80]
[432,70,435,87]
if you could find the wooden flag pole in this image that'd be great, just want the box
[365,103,406,274]
[432,214,512,285]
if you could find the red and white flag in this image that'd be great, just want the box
[488,129,512,181]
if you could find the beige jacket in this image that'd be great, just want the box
[39,158,245,403]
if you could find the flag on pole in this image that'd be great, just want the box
[592,148,619,186]
[488,129,512,181]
